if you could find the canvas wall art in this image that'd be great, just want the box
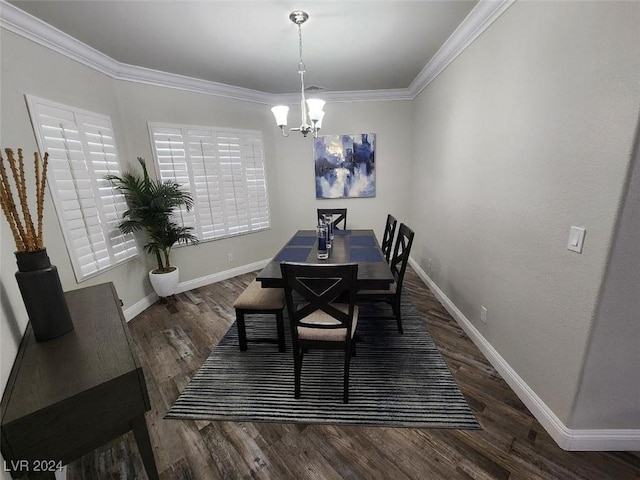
[314,133,375,199]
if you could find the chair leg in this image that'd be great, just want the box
[343,346,351,403]
[275,310,286,352]
[294,348,302,399]
[392,296,403,334]
[236,310,248,351]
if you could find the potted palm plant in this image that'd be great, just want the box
[107,157,198,300]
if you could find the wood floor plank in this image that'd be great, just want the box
[362,426,463,479]
[310,425,413,480]
[267,425,345,480]
[413,428,511,480]
[446,429,551,480]
[63,266,639,479]
[199,421,273,479]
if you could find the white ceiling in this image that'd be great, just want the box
[8,0,478,94]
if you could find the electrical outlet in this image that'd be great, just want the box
[427,258,432,271]
[227,253,234,262]
[480,306,488,323]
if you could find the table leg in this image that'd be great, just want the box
[131,414,159,480]
[236,310,248,351]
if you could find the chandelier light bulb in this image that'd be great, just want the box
[306,98,326,122]
[314,110,325,130]
[271,105,289,127]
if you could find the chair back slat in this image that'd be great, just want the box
[280,263,358,332]
[381,214,398,263]
[317,208,347,230]
[390,223,415,294]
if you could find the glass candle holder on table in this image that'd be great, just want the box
[327,214,333,241]
[323,214,332,248]
[316,223,329,259]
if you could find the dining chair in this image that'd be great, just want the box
[381,214,398,263]
[233,279,286,352]
[280,262,359,403]
[357,223,414,334]
[317,208,347,230]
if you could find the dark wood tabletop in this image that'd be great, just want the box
[256,229,394,290]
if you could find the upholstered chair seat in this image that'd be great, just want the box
[297,304,359,341]
[233,279,286,352]
[233,279,285,310]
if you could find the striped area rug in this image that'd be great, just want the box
[166,298,480,429]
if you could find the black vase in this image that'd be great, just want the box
[15,249,74,342]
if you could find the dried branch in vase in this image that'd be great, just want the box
[0,148,49,252]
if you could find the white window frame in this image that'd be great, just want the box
[25,95,139,282]
[148,122,271,243]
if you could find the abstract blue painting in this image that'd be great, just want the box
[314,133,376,199]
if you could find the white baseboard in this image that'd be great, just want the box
[408,257,640,452]
[123,292,158,321]
[175,259,270,293]
[121,259,270,322]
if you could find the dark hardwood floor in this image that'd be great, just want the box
[67,267,640,479]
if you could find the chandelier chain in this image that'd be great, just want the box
[298,23,305,73]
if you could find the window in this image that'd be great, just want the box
[148,122,270,242]
[26,95,138,282]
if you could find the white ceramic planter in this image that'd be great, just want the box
[149,266,179,298]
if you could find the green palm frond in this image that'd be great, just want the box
[106,157,198,270]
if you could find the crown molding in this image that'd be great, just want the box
[0,0,117,76]
[409,0,516,97]
[1,0,515,104]
[271,88,413,105]
[115,63,273,104]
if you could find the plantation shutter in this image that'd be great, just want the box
[242,134,270,230]
[148,123,270,242]
[146,125,197,232]
[185,128,225,239]
[26,95,138,281]
[216,131,248,235]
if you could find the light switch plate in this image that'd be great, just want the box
[567,226,586,253]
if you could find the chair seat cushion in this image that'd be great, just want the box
[233,279,285,310]
[357,282,397,296]
[298,304,359,341]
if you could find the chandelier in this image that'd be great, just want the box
[271,11,325,139]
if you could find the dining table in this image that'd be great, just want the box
[256,229,394,291]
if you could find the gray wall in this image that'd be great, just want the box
[409,1,639,425]
[570,117,640,429]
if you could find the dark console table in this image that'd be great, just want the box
[1,282,159,479]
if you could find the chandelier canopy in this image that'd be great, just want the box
[271,11,325,139]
